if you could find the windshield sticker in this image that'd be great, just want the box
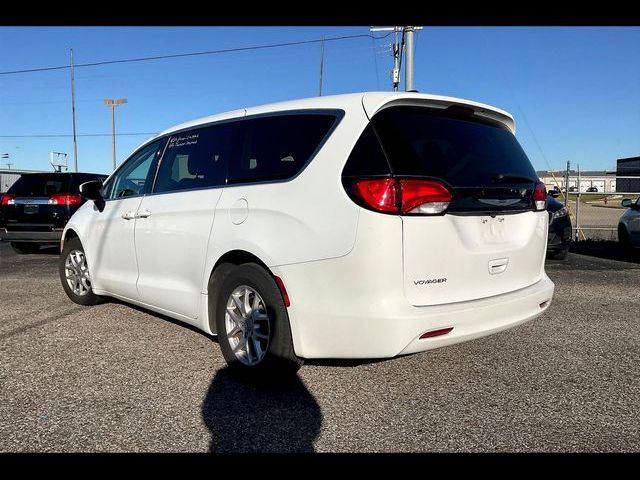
[168,133,199,149]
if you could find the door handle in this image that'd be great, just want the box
[136,210,152,219]
[121,211,136,220]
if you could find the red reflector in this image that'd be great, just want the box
[533,181,547,211]
[399,179,452,214]
[420,327,454,339]
[49,193,83,206]
[1,193,16,206]
[274,276,290,307]
[353,178,399,213]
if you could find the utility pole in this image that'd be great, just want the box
[371,26,401,91]
[575,164,581,242]
[404,27,416,91]
[392,29,401,91]
[370,26,422,91]
[70,49,78,172]
[564,160,570,206]
[318,36,325,96]
[103,98,127,171]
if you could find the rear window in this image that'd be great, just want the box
[228,113,339,184]
[7,174,70,197]
[371,106,537,186]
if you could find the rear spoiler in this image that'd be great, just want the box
[361,92,516,134]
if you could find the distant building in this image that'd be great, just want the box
[0,168,48,193]
[537,170,617,193]
[616,156,640,192]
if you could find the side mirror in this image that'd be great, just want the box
[80,180,105,212]
[621,198,633,208]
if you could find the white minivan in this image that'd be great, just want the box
[59,92,555,374]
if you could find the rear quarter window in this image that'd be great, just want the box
[227,112,340,184]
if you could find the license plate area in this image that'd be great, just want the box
[23,204,39,214]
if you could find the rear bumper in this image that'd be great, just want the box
[0,228,63,243]
[397,275,554,356]
[279,260,554,359]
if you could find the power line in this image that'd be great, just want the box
[0,132,157,138]
[0,32,394,76]
[371,36,381,90]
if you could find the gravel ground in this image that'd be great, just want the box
[0,241,638,452]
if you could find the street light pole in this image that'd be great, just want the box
[103,98,127,171]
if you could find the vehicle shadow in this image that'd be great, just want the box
[570,240,640,264]
[202,367,322,452]
[40,245,61,255]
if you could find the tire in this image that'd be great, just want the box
[59,237,104,306]
[619,225,632,251]
[547,247,569,260]
[10,242,41,254]
[214,263,303,376]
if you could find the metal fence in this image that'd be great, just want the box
[545,175,640,241]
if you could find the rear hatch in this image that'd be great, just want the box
[351,99,547,306]
[2,174,74,230]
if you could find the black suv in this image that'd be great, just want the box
[546,191,572,260]
[0,172,107,253]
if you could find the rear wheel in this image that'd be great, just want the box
[10,242,40,254]
[214,263,302,376]
[59,237,103,306]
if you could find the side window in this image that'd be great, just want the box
[153,124,234,194]
[106,140,165,200]
[228,113,338,184]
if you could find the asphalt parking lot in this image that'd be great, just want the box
[0,241,638,452]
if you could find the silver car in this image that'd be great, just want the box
[618,197,640,249]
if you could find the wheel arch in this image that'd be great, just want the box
[61,228,79,251]
[205,249,276,334]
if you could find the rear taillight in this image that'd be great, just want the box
[48,193,83,206]
[353,179,399,213]
[352,178,452,215]
[1,193,16,206]
[399,179,452,215]
[533,181,547,211]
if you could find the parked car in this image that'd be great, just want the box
[618,197,640,249]
[546,191,571,259]
[58,92,555,374]
[568,186,578,192]
[1,172,108,253]
[586,186,598,192]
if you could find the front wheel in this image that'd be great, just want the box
[214,263,302,376]
[59,237,104,306]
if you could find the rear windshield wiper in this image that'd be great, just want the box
[492,173,536,184]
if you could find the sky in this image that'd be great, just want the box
[1,26,639,174]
